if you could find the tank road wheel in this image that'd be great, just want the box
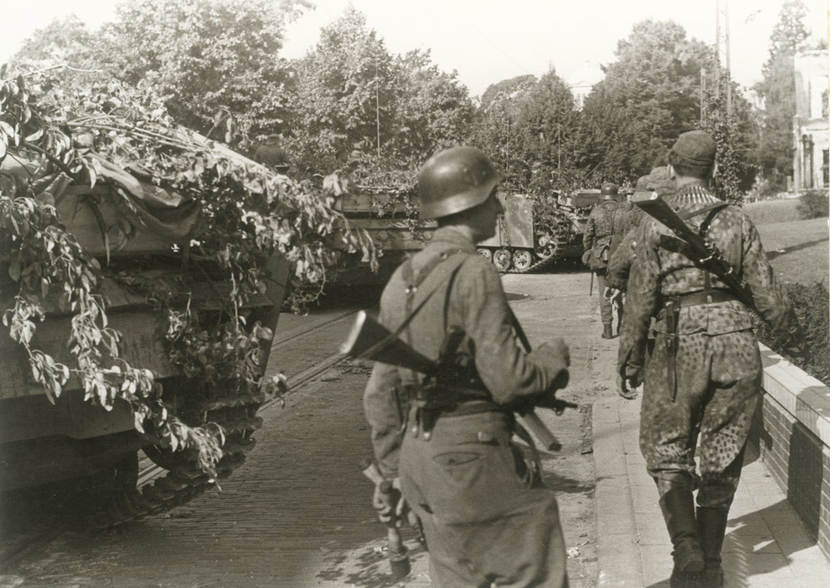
[534,233,555,260]
[512,249,533,272]
[476,248,493,262]
[492,248,512,273]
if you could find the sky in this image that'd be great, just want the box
[0,0,827,98]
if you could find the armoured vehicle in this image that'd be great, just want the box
[0,146,290,524]
[328,188,601,280]
[330,187,436,286]
[476,190,601,273]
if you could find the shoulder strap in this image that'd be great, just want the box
[395,249,468,342]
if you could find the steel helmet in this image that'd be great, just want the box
[417,146,501,219]
[600,182,618,198]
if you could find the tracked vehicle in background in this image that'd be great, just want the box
[476,190,601,273]
[327,188,602,280]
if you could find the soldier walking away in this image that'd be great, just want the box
[362,146,572,587]
[606,166,676,294]
[617,131,798,587]
[582,182,625,338]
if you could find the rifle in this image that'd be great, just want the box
[589,271,594,296]
[634,198,755,310]
[341,311,575,451]
[634,197,803,356]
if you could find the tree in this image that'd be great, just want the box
[388,49,474,167]
[753,0,810,189]
[577,20,712,182]
[284,7,474,191]
[470,69,586,194]
[285,7,398,174]
[95,0,310,143]
[9,15,96,68]
[469,75,537,192]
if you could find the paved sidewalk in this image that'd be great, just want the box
[593,395,830,587]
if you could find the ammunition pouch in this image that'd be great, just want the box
[405,381,501,437]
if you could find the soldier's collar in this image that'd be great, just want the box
[432,226,477,252]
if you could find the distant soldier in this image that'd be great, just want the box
[605,166,676,292]
[582,182,626,338]
[363,146,571,586]
[618,131,797,587]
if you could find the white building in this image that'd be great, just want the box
[792,49,829,191]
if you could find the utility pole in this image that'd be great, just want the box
[724,0,732,117]
[714,0,720,102]
[375,57,381,159]
[714,0,733,117]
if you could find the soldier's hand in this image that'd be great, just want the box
[622,363,643,390]
[537,337,570,368]
[372,477,407,527]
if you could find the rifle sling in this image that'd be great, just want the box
[366,250,468,362]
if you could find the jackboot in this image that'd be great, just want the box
[659,487,705,586]
[601,322,613,339]
[616,306,624,337]
[697,507,729,587]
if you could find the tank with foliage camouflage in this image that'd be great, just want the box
[0,71,375,524]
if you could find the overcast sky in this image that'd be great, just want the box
[1,0,827,97]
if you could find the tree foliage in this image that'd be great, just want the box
[0,66,375,475]
[95,0,310,144]
[284,7,474,194]
[470,69,584,194]
[753,0,810,188]
[578,20,712,182]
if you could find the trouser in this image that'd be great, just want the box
[596,272,612,325]
[639,329,761,508]
[399,409,568,587]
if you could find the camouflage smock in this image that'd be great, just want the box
[582,199,623,271]
[617,184,793,504]
[363,226,569,587]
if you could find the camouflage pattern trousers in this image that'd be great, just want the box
[639,329,762,508]
[595,272,613,325]
[400,409,568,587]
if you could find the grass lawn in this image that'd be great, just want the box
[744,198,803,225]
[756,216,828,287]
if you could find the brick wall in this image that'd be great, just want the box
[753,344,830,560]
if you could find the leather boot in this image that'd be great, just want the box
[601,322,613,339]
[659,487,705,586]
[616,306,624,337]
[697,507,729,587]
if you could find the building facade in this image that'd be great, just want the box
[792,49,829,192]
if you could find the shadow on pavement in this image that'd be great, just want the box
[316,537,427,587]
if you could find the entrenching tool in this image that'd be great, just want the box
[360,458,411,579]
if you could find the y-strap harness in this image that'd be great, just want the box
[662,200,731,401]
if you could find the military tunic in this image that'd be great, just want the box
[583,199,625,325]
[363,226,570,587]
[618,184,794,508]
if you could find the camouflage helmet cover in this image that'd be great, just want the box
[417,146,501,219]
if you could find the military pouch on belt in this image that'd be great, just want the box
[409,326,492,438]
[664,299,681,402]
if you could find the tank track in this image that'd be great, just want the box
[89,382,266,528]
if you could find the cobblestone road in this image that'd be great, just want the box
[1,271,614,587]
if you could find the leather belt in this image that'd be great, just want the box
[670,289,735,307]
